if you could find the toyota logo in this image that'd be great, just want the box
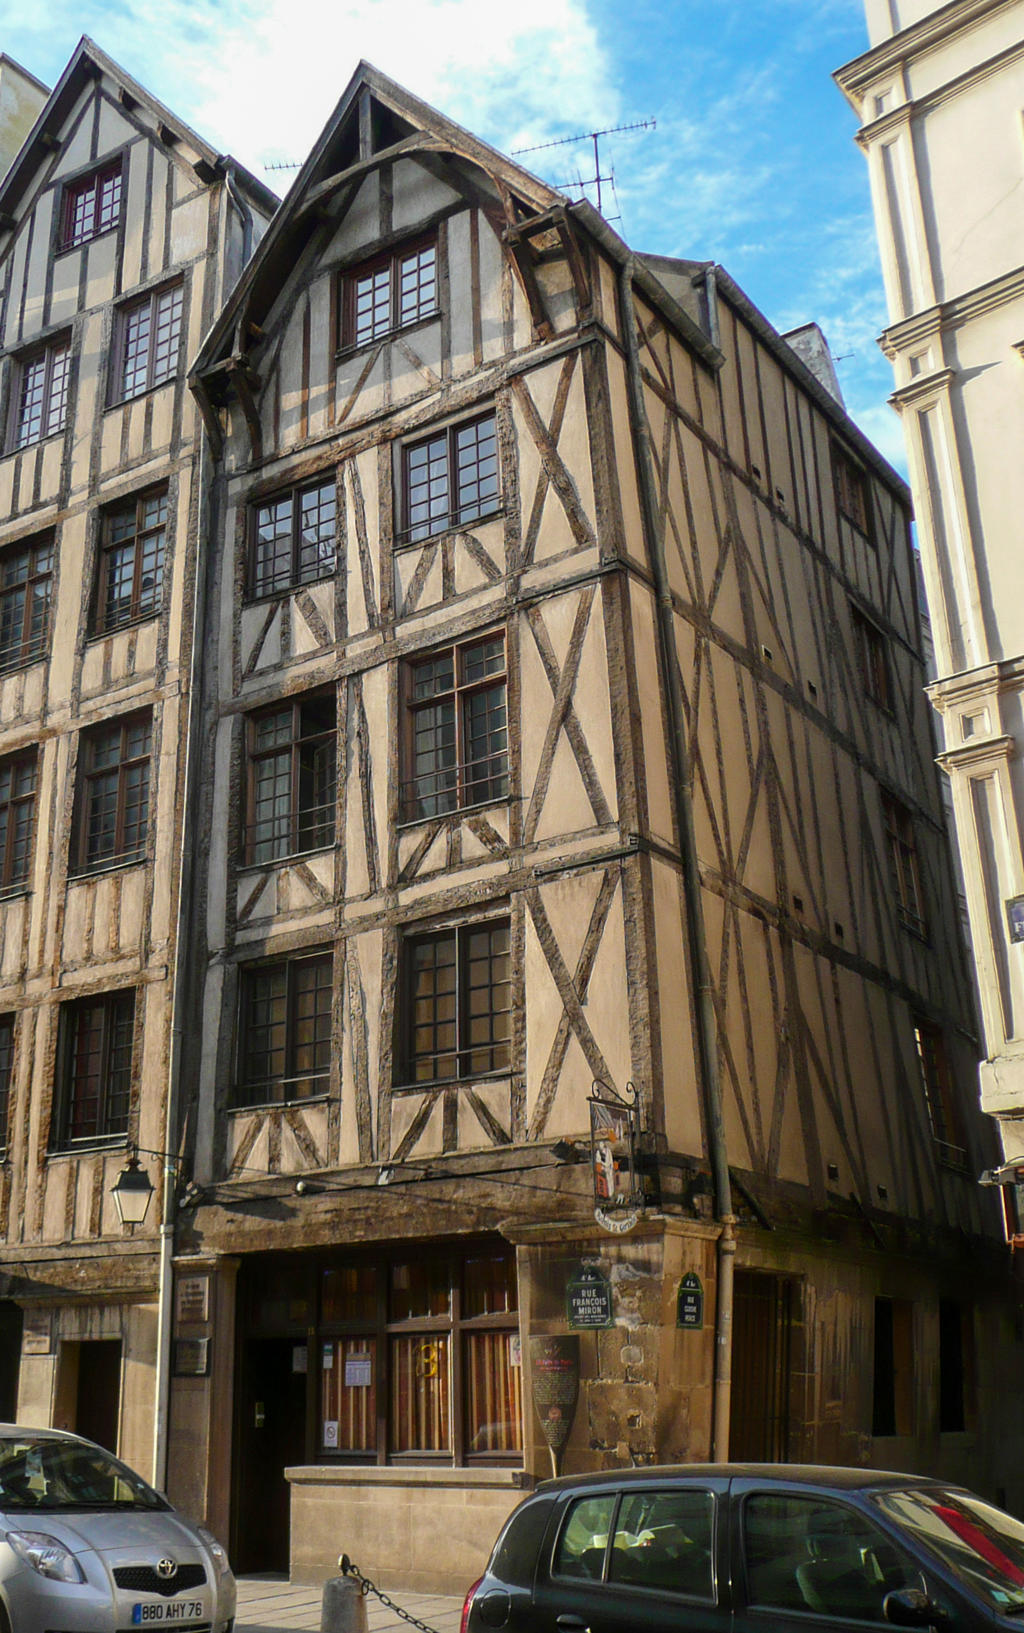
[156,1559,178,1581]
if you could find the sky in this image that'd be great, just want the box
[4,0,905,471]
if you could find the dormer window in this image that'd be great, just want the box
[59,160,123,251]
[341,236,437,349]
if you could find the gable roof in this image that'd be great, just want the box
[0,35,276,238]
[191,60,563,383]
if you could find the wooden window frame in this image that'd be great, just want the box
[53,988,135,1150]
[833,442,874,542]
[244,693,337,864]
[913,1018,968,1170]
[71,711,152,877]
[398,410,501,546]
[0,1013,12,1157]
[400,916,511,1087]
[850,603,892,712]
[94,487,169,634]
[10,336,71,450]
[400,631,508,822]
[881,790,927,938]
[248,475,337,599]
[234,951,333,1108]
[112,281,184,403]
[0,532,53,672]
[0,749,38,898]
[340,234,438,351]
[58,159,124,252]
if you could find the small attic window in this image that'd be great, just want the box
[59,159,124,252]
[341,235,438,350]
[833,441,874,543]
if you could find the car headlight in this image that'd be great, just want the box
[197,1525,232,1578]
[5,1529,86,1583]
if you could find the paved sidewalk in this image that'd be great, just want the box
[235,1574,464,1632]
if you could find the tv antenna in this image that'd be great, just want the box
[512,118,655,216]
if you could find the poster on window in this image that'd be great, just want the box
[344,1352,372,1387]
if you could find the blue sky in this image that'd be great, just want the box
[5,0,902,468]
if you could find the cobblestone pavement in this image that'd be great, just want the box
[235,1574,464,1633]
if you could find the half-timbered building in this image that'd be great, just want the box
[176,65,1019,1589]
[0,38,274,1478]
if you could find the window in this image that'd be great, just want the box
[235,952,333,1106]
[742,1493,920,1620]
[0,533,52,671]
[245,694,336,863]
[402,632,507,820]
[342,236,438,348]
[11,337,70,448]
[401,917,511,1085]
[72,713,151,875]
[0,751,37,896]
[913,1020,968,1169]
[834,443,872,538]
[250,477,337,598]
[872,1297,914,1436]
[0,1014,13,1153]
[939,1298,973,1433]
[315,1248,521,1462]
[400,412,500,544]
[95,489,168,633]
[609,1489,716,1597]
[54,989,135,1147]
[59,161,123,250]
[851,604,891,711]
[115,282,184,401]
[881,790,926,936]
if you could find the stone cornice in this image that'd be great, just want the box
[880,265,1024,357]
[852,34,1024,143]
[887,366,956,411]
[835,0,1013,109]
[936,734,1014,772]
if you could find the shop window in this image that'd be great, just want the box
[249,476,337,598]
[0,750,38,896]
[401,631,507,820]
[59,160,123,250]
[114,282,183,402]
[881,790,926,937]
[53,989,135,1148]
[95,488,168,633]
[245,693,336,863]
[0,532,53,672]
[341,236,437,348]
[10,336,70,449]
[851,603,892,711]
[912,1019,968,1170]
[400,917,511,1085]
[833,442,873,540]
[872,1296,914,1437]
[0,1014,13,1155]
[399,411,500,545]
[235,951,332,1106]
[71,712,152,875]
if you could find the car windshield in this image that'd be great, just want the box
[875,1488,1024,1612]
[0,1436,167,1512]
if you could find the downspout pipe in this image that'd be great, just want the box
[222,159,254,268]
[616,254,736,1461]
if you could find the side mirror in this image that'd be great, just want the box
[883,1587,942,1626]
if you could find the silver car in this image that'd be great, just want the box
[0,1425,235,1632]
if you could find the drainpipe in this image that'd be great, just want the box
[222,160,254,269]
[616,255,737,1461]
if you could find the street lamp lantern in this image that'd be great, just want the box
[111,1150,155,1228]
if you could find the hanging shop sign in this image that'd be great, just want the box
[676,1272,704,1330]
[590,1079,644,1233]
[567,1265,613,1329]
[530,1334,580,1478]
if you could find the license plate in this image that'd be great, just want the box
[132,1603,205,1624]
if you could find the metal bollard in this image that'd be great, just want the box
[321,1573,369,1633]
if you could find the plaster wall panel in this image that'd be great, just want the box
[631,589,673,849]
[148,153,169,280]
[121,1302,160,1480]
[339,927,383,1167]
[392,161,460,231]
[447,212,475,378]
[84,230,118,313]
[390,321,443,409]
[902,8,1024,102]
[22,199,55,338]
[451,516,505,599]
[57,101,95,175]
[170,193,207,264]
[121,144,148,293]
[0,464,13,518]
[335,344,387,427]
[47,238,81,330]
[0,898,28,984]
[2,227,31,347]
[306,277,333,440]
[478,215,506,364]
[39,438,63,503]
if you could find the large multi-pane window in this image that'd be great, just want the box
[116,282,184,401]
[72,713,152,875]
[342,237,437,348]
[402,918,511,1085]
[250,478,337,597]
[0,534,52,672]
[402,632,507,820]
[0,1015,13,1155]
[235,952,333,1106]
[850,603,892,711]
[401,412,500,544]
[53,989,135,1148]
[0,751,37,897]
[245,695,336,863]
[11,338,70,448]
[59,161,123,251]
[913,1019,968,1169]
[96,489,168,633]
[833,441,873,539]
[881,790,926,937]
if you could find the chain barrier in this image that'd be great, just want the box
[338,1554,444,1633]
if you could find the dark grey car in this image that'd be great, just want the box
[461,1463,1024,1632]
